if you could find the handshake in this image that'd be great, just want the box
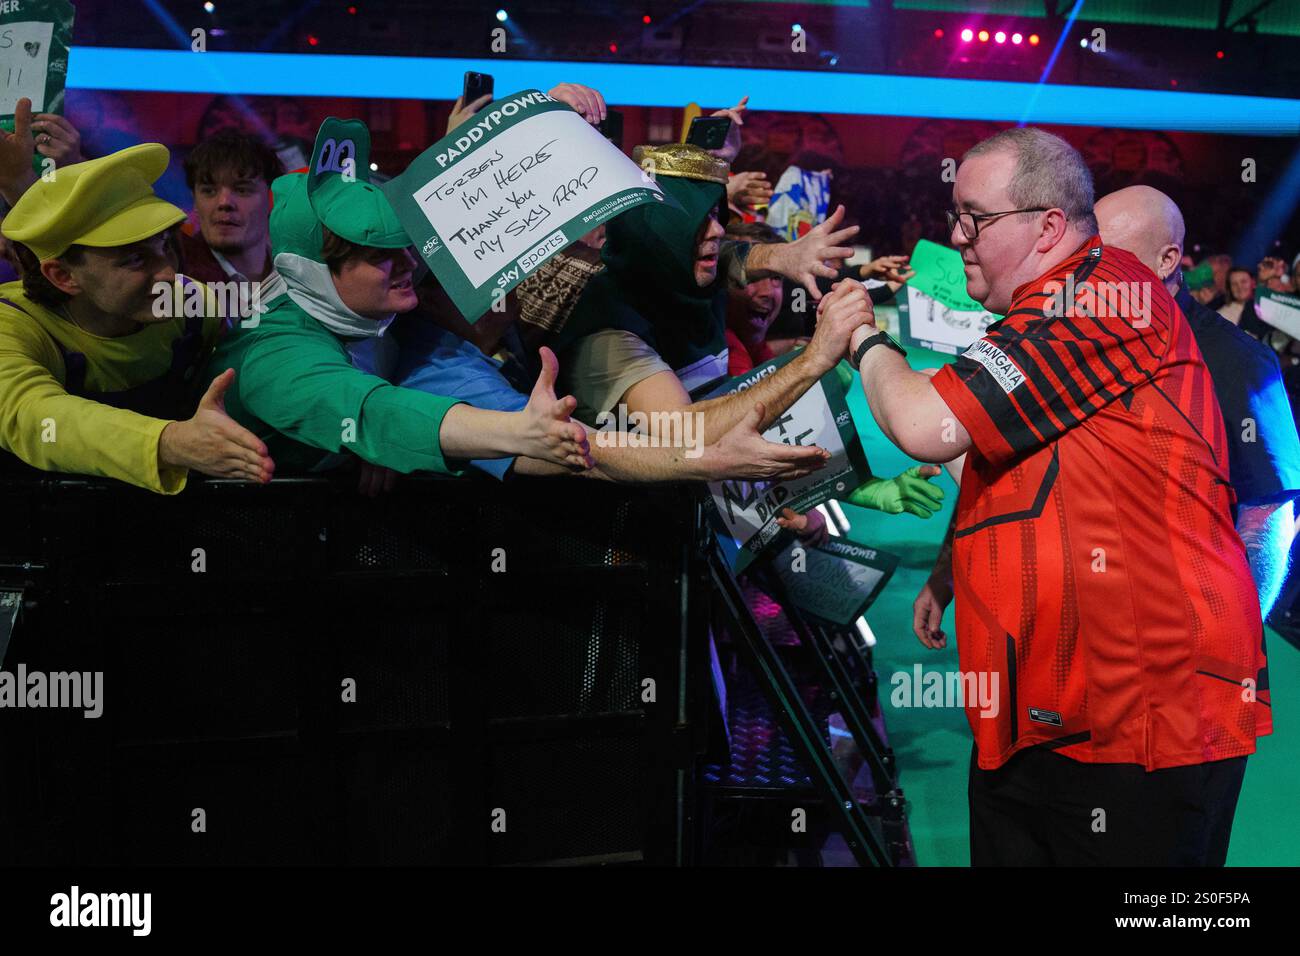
[802,279,880,375]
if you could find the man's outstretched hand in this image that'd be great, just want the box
[769,204,859,300]
[519,346,593,470]
[159,369,275,483]
[703,401,830,482]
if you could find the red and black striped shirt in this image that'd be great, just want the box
[932,235,1271,771]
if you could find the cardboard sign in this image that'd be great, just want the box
[383,88,670,321]
[0,0,72,123]
[774,538,900,628]
[1256,287,1300,339]
[897,238,1000,354]
[704,350,871,574]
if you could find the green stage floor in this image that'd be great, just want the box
[840,346,1299,866]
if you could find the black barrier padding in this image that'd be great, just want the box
[0,473,707,865]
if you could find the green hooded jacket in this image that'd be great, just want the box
[204,119,466,475]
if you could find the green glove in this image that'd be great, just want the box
[846,465,945,517]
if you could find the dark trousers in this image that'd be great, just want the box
[968,744,1247,866]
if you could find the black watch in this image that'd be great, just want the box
[851,330,907,367]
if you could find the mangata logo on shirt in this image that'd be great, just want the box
[963,339,1025,394]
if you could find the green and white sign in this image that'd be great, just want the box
[897,238,999,354]
[1256,287,1300,339]
[0,0,72,126]
[704,350,871,574]
[774,538,900,628]
[383,88,670,321]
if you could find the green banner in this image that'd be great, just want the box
[383,88,673,322]
[704,349,872,574]
[774,538,900,628]
[0,0,73,127]
[896,238,1000,354]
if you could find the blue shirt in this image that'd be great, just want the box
[391,317,527,480]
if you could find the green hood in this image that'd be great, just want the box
[267,118,411,340]
[558,174,730,396]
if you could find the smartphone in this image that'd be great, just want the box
[686,116,730,150]
[597,109,624,148]
[462,71,494,106]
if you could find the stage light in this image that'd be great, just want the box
[1028,34,1040,45]
[347,5,357,13]
[978,30,989,42]
[1216,50,1225,59]
[609,42,618,53]
[960,28,973,42]
[792,23,802,34]
[934,28,944,39]
[1079,37,1088,48]
[369,162,378,171]
[495,8,508,22]
[994,31,1006,43]
[1011,32,1022,44]
[642,14,651,24]
[307,34,319,46]
[203,1,214,11]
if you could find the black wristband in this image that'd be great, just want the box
[851,330,907,368]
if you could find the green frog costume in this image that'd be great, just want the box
[205,119,465,475]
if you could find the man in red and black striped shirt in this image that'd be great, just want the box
[824,127,1269,865]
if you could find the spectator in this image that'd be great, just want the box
[722,221,785,375]
[181,130,283,287]
[204,119,594,480]
[553,141,861,444]
[353,275,831,486]
[1218,265,1262,332]
[0,142,273,492]
[1097,185,1300,617]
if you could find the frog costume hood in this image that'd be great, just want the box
[267,118,411,339]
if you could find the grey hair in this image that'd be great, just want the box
[963,127,1098,236]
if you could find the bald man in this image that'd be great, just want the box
[1096,185,1300,618]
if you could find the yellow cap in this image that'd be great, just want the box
[1,143,187,261]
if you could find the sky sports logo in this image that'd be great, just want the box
[963,339,1025,394]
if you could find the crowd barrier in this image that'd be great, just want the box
[0,471,715,865]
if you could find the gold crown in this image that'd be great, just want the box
[632,143,730,186]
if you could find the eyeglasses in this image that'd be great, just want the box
[946,207,1050,241]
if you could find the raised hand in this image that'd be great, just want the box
[0,97,38,202]
[709,94,748,164]
[447,93,493,134]
[548,83,607,125]
[776,204,860,300]
[158,369,276,482]
[519,346,592,469]
[31,112,85,167]
[728,170,772,210]
[704,401,829,481]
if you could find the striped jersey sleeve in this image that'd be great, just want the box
[932,237,1171,466]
